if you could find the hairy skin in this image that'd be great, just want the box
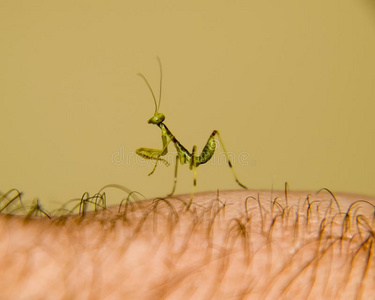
[0,190,374,299]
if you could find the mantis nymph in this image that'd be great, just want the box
[136,58,248,195]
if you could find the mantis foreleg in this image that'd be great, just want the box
[136,131,172,176]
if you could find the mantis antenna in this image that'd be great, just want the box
[157,56,162,111]
[137,57,163,114]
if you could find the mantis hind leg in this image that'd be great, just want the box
[198,130,248,190]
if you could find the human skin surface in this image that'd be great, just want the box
[0,190,374,299]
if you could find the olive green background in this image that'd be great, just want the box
[1,0,374,209]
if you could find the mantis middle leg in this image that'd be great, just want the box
[168,155,179,196]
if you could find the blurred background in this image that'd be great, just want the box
[1,0,374,209]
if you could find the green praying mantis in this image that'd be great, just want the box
[136,58,248,196]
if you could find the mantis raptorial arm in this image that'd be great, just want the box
[136,131,173,176]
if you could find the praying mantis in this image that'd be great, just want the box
[136,58,248,196]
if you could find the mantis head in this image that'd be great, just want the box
[138,57,165,125]
[148,112,165,125]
